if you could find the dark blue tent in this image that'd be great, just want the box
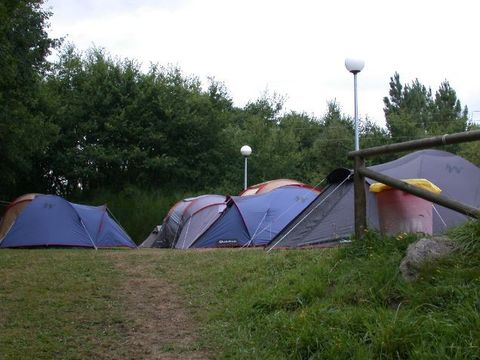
[179,186,318,248]
[0,195,136,249]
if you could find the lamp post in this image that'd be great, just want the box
[345,58,365,151]
[240,145,252,190]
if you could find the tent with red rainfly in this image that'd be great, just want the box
[0,194,136,249]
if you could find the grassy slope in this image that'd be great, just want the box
[1,223,479,359]
[0,250,126,359]
[163,229,480,359]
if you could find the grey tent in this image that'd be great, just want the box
[153,195,227,248]
[139,225,163,248]
[267,149,480,250]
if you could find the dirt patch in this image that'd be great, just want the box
[110,251,211,360]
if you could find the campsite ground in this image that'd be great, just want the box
[1,224,480,359]
[111,251,210,359]
[0,249,214,359]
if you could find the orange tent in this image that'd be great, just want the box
[0,193,39,240]
[239,179,320,196]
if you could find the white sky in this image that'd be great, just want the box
[43,0,480,127]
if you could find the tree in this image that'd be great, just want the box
[383,73,468,147]
[243,91,285,124]
[0,0,59,199]
[383,73,433,141]
[431,81,468,134]
[383,72,403,118]
[307,101,354,183]
[458,123,480,166]
[44,48,180,194]
[361,117,393,165]
[43,47,238,195]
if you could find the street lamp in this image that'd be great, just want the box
[345,58,365,151]
[240,145,252,190]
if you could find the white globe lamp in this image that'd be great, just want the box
[345,58,365,151]
[240,145,252,190]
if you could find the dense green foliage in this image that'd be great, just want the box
[1,1,477,241]
[0,0,59,199]
[383,73,469,154]
[1,222,479,358]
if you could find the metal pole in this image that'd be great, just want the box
[354,155,367,237]
[244,156,248,190]
[354,72,359,151]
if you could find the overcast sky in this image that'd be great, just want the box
[43,0,480,127]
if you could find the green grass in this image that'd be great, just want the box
[159,229,480,359]
[1,222,480,359]
[0,250,127,359]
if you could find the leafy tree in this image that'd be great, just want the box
[277,111,323,182]
[221,96,315,193]
[458,123,480,166]
[431,81,468,134]
[43,47,236,195]
[383,73,433,141]
[0,0,59,199]
[43,47,150,194]
[246,116,302,183]
[383,73,468,148]
[152,67,234,191]
[361,117,394,165]
[307,101,354,183]
[243,91,285,124]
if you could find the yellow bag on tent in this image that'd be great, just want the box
[369,178,442,194]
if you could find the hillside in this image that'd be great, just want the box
[1,223,479,359]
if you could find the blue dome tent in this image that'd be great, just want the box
[176,186,319,249]
[0,195,136,249]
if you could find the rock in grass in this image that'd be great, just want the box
[400,236,456,282]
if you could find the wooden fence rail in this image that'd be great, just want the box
[347,130,480,238]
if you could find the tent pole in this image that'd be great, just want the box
[106,207,137,248]
[80,219,97,250]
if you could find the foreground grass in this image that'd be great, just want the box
[0,250,126,359]
[159,228,480,359]
[1,222,480,359]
